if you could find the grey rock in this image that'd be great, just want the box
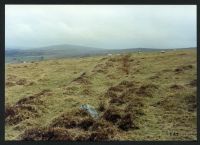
[80,104,99,119]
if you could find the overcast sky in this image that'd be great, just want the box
[5,5,196,49]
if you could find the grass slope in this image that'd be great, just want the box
[5,48,197,141]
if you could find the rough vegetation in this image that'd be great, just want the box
[5,48,197,140]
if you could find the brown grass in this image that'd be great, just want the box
[16,89,51,105]
[22,107,120,141]
[187,79,196,87]
[121,54,131,74]
[5,49,197,141]
[78,117,95,130]
[5,104,40,125]
[109,96,125,105]
[5,81,15,87]
[103,106,122,124]
[50,110,95,130]
[174,65,193,73]
[21,127,73,141]
[149,75,160,80]
[107,86,123,92]
[50,114,79,129]
[136,83,158,97]
[184,94,197,112]
[82,88,91,95]
[102,79,144,131]
[5,89,51,125]
[170,84,185,90]
[5,104,16,118]
[16,78,28,85]
[105,90,118,98]
[21,124,117,141]
[72,72,91,85]
[92,64,107,74]
[98,101,106,112]
[118,113,134,131]
[153,92,196,112]
[89,131,110,141]
[63,86,78,95]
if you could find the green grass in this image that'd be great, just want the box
[5,48,197,140]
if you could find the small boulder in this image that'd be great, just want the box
[80,104,99,119]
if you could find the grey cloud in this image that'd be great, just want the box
[5,5,196,49]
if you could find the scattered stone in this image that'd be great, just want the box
[80,104,99,119]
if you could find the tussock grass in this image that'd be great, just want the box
[5,48,197,140]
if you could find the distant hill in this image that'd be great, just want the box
[5,44,106,63]
[5,44,105,57]
[5,44,196,63]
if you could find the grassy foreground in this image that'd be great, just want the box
[5,48,197,141]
